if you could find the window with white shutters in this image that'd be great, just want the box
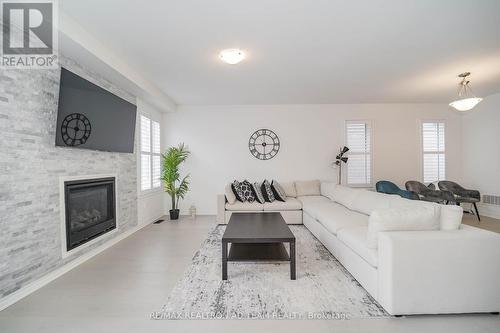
[151,121,161,188]
[345,121,372,186]
[422,121,445,184]
[140,115,161,191]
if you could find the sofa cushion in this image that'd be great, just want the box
[241,180,256,203]
[261,179,275,202]
[388,196,438,210]
[225,201,264,211]
[231,180,246,202]
[367,206,441,249]
[320,181,337,201]
[264,197,302,211]
[296,195,331,210]
[350,190,401,215]
[440,205,463,230]
[271,180,287,202]
[295,180,321,196]
[225,184,237,204]
[280,182,297,198]
[309,202,369,235]
[330,185,360,209]
[252,182,265,204]
[338,226,378,267]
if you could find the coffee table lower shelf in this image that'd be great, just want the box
[222,240,296,280]
[227,243,290,261]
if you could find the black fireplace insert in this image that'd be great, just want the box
[64,177,116,251]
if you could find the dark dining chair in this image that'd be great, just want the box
[438,181,481,221]
[375,181,419,200]
[405,180,454,204]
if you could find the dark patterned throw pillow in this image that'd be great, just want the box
[271,180,287,202]
[231,180,246,202]
[252,182,265,204]
[261,179,275,202]
[241,180,256,203]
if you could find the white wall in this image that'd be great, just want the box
[163,104,462,215]
[137,99,165,224]
[462,92,500,218]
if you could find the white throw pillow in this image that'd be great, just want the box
[271,180,287,202]
[367,206,441,249]
[280,181,297,198]
[320,181,337,201]
[225,184,237,204]
[252,182,266,204]
[295,180,321,196]
[331,185,360,209]
[440,205,463,230]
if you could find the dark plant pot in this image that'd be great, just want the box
[169,209,180,220]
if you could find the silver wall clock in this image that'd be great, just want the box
[248,129,280,160]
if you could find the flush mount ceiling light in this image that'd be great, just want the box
[219,49,245,64]
[449,72,482,111]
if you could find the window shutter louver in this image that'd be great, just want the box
[151,121,161,188]
[152,121,160,154]
[152,155,161,188]
[140,116,161,191]
[346,121,372,186]
[140,115,151,153]
[422,122,445,184]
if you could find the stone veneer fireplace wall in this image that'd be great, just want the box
[0,56,138,299]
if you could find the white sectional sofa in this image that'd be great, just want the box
[217,180,500,315]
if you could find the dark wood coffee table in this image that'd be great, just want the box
[222,212,296,280]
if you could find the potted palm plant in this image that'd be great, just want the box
[161,143,190,220]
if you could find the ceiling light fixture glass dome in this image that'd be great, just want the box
[219,49,245,64]
[449,72,482,111]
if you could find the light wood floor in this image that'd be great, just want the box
[462,213,500,233]
[0,215,499,333]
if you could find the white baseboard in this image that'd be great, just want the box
[0,221,151,312]
[478,203,500,220]
[141,213,165,225]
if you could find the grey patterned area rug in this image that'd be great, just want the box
[156,225,387,320]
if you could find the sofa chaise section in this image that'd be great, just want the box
[377,225,500,315]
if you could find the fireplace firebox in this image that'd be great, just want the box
[64,177,116,251]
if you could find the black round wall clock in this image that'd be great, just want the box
[248,129,280,160]
[61,113,92,146]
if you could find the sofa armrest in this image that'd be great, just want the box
[217,194,226,224]
[377,225,500,315]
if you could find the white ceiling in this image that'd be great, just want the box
[61,0,500,105]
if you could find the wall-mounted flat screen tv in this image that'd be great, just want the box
[55,68,137,153]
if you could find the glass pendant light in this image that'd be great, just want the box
[449,72,482,111]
